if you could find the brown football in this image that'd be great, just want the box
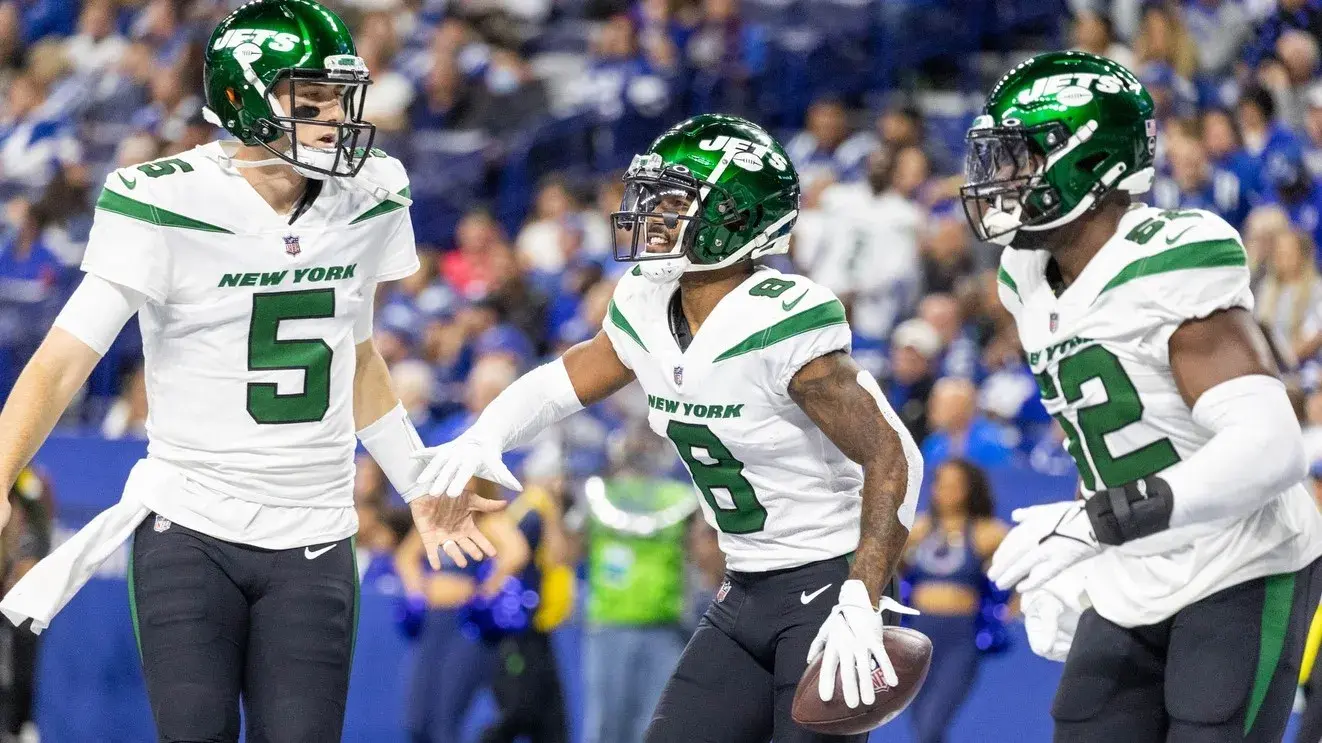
[791,626,933,735]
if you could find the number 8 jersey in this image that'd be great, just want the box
[79,142,418,548]
[603,266,875,572]
[999,205,1322,627]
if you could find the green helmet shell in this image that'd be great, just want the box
[961,50,1156,245]
[203,0,375,177]
[613,114,800,278]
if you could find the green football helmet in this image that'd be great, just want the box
[612,114,800,283]
[202,0,374,178]
[961,51,1156,247]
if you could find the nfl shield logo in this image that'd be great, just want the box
[283,234,301,256]
[1049,312,1059,333]
[716,578,731,603]
[673,366,684,385]
[153,515,171,533]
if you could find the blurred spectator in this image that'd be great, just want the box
[573,425,694,743]
[409,51,481,131]
[1244,204,1293,279]
[478,246,550,355]
[885,318,942,443]
[358,36,415,133]
[1243,0,1322,71]
[920,208,975,297]
[1133,3,1198,82]
[921,377,1013,471]
[1258,29,1320,131]
[1181,0,1250,77]
[579,13,677,170]
[1071,10,1135,72]
[902,459,1007,743]
[64,0,126,77]
[391,358,442,437]
[1140,61,1197,123]
[1256,228,1322,368]
[1152,133,1250,227]
[1201,107,1264,208]
[799,147,925,344]
[472,45,550,137]
[684,0,767,117]
[842,103,957,181]
[0,71,84,202]
[443,210,512,297]
[100,362,149,440]
[919,293,982,382]
[0,195,68,400]
[786,97,853,187]
[517,178,583,274]
[0,466,53,743]
[1264,147,1322,249]
[1238,86,1305,199]
[1305,84,1322,179]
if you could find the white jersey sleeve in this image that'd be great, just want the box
[81,169,173,303]
[358,154,419,283]
[602,269,655,371]
[764,282,852,394]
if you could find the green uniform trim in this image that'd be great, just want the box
[348,186,412,224]
[96,188,233,234]
[997,266,1020,300]
[608,300,648,351]
[128,537,142,661]
[1099,238,1246,296]
[1245,572,1296,735]
[350,535,360,663]
[714,299,847,362]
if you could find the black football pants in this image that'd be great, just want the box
[130,513,358,743]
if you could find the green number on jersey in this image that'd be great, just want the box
[749,278,795,298]
[666,420,767,533]
[137,158,194,179]
[247,290,335,424]
[1123,210,1201,245]
[1035,345,1179,489]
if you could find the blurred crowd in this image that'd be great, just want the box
[10,0,1322,739]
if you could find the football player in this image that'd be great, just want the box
[0,1,494,740]
[965,51,1322,742]
[413,113,924,743]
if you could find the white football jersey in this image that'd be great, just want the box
[81,142,418,548]
[603,266,867,572]
[1000,205,1322,627]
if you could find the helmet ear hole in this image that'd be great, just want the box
[1077,152,1108,173]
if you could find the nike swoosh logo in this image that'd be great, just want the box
[304,544,336,560]
[782,290,810,312]
[1165,225,1195,244]
[118,172,137,190]
[800,584,832,605]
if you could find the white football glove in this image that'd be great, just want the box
[410,433,522,498]
[807,579,919,709]
[988,500,1101,593]
[1020,559,1092,662]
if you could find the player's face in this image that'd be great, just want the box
[643,191,694,254]
[274,80,349,150]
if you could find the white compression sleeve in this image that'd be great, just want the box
[468,358,584,452]
[357,402,428,502]
[52,275,147,356]
[1163,374,1307,529]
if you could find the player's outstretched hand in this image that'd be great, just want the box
[1020,559,1092,662]
[408,490,507,570]
[807,580,919,709]
[988,500,1101,593]
[411,435,522,498]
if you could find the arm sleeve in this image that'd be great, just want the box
[467,358,585,452]
[1163,374,1307,529]
[52,274,147,356]
[81,180,172,303]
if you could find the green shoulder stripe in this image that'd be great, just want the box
[714,299,847,362]
[96,189,232,234]
[997,266,1020,300]
[1100,238,1246,296]
[607,300,647,352]
[350,186,412,224]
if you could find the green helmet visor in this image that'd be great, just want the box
[960,123,1066,242]
[258,63,375,178]
[611,154,738,265]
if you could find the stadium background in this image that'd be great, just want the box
[2,0,1322,741]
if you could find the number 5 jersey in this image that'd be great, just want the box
[602,266,899,572]
[80,141,418,548]
[999,205,1322,628]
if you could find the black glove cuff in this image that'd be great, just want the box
[1084,475,1174,546]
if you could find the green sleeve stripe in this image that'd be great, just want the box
[96,188,233,234]
[349,186,412,224]
[607,300,647,352]
[1099,238,1246,296]
[997,266,1020,300]
[714,299,847,362]
[1245,572,1296,735]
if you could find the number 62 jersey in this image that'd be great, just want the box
[79,141,418,549]
[602,266,895,572]
[998,205,1322,628]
